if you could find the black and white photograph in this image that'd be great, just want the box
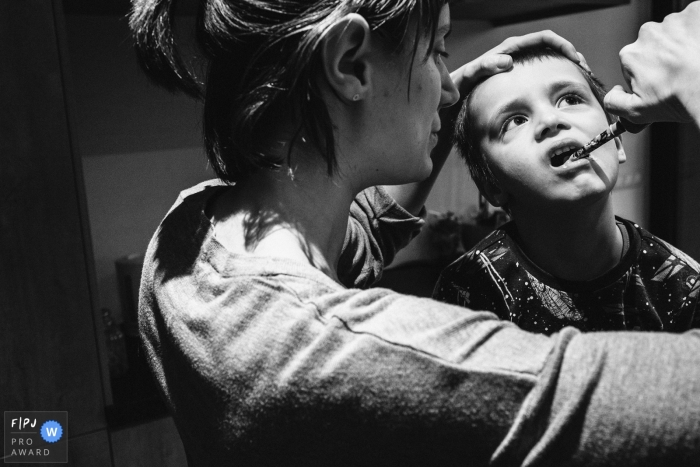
[2,0,700,465]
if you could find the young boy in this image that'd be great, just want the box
[433,46,700,335]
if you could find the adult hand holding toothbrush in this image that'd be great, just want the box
[605,1,700,129]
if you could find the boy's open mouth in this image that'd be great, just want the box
[550,145,580,167]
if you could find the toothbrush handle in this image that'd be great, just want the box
[569,119,649,161]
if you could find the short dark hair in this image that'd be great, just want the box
[454,45,613,196]
[130,0,447,183]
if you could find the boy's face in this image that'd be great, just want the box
[470,58,625,212]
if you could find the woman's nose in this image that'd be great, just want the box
[535,111,570,140]
[440,72,460,109]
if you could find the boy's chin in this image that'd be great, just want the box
[551,185,613,209]
[514,185,613,213]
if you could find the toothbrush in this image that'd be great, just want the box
[569,119,648,161]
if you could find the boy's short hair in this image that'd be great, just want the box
[454,46,613,196]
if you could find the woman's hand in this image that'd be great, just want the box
[604,2,700,127]
[450,30,584,98]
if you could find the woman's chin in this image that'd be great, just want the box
[403,168,433,185]
[374,161,432,186]
[408,159,434,183]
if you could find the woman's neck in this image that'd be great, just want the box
[509,195,622,282]
[209,163,356,283]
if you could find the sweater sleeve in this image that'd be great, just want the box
[307,291,700,467]
[493,328,700,466]
[337,186,425,289]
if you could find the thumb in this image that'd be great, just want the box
[604,85,646,122]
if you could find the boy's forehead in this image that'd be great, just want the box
[470,58,590,125]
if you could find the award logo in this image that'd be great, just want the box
[4,412,67,463]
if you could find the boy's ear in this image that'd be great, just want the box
[614,136,627,164]
[320,14,372,103]
[482,180,510,208]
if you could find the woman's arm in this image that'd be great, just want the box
[384,31,585,215]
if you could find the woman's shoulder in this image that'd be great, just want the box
[167,179,229,214]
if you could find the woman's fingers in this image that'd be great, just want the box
[450,54,511,93]
[604,85,648,123]
[487,30,579,63]
[576,52,591,73]
[451,30,579,96]
[604,2,700,125]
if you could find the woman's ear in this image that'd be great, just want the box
[482,181,509,208]
[614,136,627,164]
[320,13,372,103]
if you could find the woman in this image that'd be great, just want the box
[131,0,700,465]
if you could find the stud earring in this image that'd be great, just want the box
[352,94,360,101]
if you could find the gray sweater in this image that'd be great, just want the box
[140,181,700,466]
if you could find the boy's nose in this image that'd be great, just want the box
[535,112,570,140]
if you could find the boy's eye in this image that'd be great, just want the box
[503,115,527,133]
[559,94,583,108]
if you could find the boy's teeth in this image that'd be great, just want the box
[554,145,575,156]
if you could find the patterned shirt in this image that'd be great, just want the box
[434,217,700,335]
